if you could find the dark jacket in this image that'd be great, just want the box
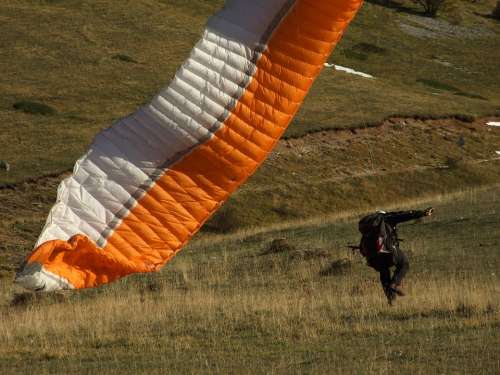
[383,210,426,226]
[382,210,426,251]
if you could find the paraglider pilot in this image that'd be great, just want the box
[357,207,434,305]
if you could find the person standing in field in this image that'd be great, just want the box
[357,207,434,305]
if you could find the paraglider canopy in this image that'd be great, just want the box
[16,0,365,291]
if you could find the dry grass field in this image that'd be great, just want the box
[0,186,499,374]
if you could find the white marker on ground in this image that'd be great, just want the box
[486,121,500,127]
[324,63,374,79]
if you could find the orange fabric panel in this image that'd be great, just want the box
[28,235,153,289]
[28,0,364,289]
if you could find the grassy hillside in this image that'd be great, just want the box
[0,0,499,183]
[0,185,498,374]
[213,116,500,229]
[293,0,500,136]
[0,0,223,184]
[1,117,498,274]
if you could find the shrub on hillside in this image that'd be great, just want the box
[204,205,241,233]
[493,1,500,20]
[261,238,295,255]
[413,0,446,17]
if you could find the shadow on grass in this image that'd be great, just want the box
[342,42,388,61]
[352,42,388,55]
[319,258,352,276]
[112,54,139,64]
[10,292,67,309]
[366,0,424,16]
[417,79,488,101]
[417,78,461,92]
[289,248,331,261]
[379,303,496,321]
[454,92,488,101]
[13,101,56,116]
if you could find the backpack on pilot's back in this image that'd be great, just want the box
[358,213,397,260]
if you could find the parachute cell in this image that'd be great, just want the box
[16,0,364,291]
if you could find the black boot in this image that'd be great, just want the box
[384,286,397,305]
[390,283,406,297]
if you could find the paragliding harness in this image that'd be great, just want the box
[357,213,398,264]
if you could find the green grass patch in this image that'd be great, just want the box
[341,42,387,61]
[352,42,388,55]
[343,49,369,61]
[12,101,56,116]
[416,78,461,92]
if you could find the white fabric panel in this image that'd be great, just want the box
[36,175,116,247]
[34,1,291,249]
[208,0,292,47]
[16,263,74,291]
[195,36,256,76]
[184,57,246,101]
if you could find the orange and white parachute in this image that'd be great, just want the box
[16,0,364,291]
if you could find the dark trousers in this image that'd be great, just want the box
[368,250,409,294]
